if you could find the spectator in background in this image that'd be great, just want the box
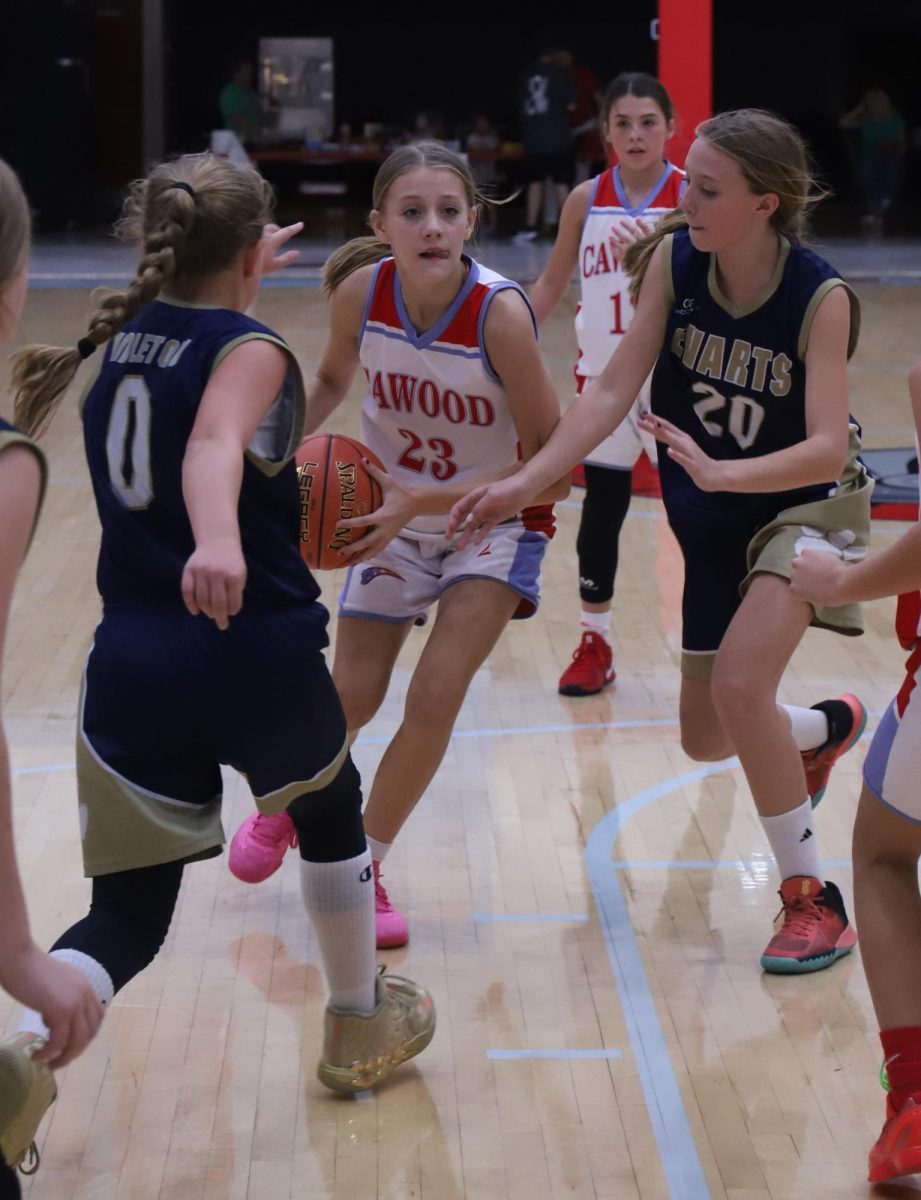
[840,87,906,232]
[466,114,501,235]
[515,45,577,241]
[218,60,261,146]
[559,51,606,183]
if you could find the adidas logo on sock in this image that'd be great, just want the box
[800,828,814,843]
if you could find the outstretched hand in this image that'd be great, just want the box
[260,222,303,276]
[336,460,418,565]
[611,215,654,260]
[638,412,727,492]
[446,475,528,548]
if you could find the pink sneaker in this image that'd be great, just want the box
[374,861,408,949]
[228,811,297,883]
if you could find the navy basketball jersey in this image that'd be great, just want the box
[82,300,318,608]
[651,228,860,513]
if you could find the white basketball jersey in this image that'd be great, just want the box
[575,162,685,379]
[359,255,553,536]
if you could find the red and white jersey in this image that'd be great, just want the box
[575,161,685,378]
[358,255,554,536]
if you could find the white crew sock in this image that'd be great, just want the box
[760,798,823,883]
[580,609,611,638]
[299,850,376,1014]
[19,948,114,1038]
[366,835,392,865]
[779,704,829,752]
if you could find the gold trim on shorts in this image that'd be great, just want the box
[77,682,350,876]
[742,445,871,638]
[252,735,351,814]
[77,729,224,878]
[680,649,717,681]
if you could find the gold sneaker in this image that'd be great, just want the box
[318,973,435,1094]
[0,1034,56,1175]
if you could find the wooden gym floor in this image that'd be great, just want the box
[2,239,921,1198]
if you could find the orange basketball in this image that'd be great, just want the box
[296,434,384,570]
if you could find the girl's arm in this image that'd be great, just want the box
[529,182,591,324]
[791,361,921,606]
[483,288,569,502]
[338,288,571,563]
[0,447,104,1065]
[181,339,290,629]
[641,284,852,494]
[447,241,670,543]
[303,266,369,435]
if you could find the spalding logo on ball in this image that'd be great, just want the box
[296,433,384,570]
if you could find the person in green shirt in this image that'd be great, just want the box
[219,60,261,145]
[840,87,906,230]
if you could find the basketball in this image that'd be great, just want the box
[296,434,384,570]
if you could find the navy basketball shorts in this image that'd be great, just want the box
[664,499,770,680]
[77,603,349,876]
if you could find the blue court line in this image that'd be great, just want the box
[354,716,678,748]
[473,912,589,923]
[611,858,852,870]
[487,1048,622,1060]
[12,762,76,777]
[586,761,738,1200]
[11,718,676,777]
[27,273,322,290]
[14,709,881,777]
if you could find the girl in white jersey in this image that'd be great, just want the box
[530,73,684,696]
[791,364,921,1182]
[229,141,568,947]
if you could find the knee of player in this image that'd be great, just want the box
[403,673,467,730]
[679,725,731,762]
[336,683,385,734]
[288,755,365,852]
[709,661,763,727]
[852,830,921,876]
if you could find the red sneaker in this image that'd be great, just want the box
[760,877,857,974]
[802,693,867,808]
[228,811,297,883]
[869,1097,921,1182]
[558,632,615,697]
[374,862,408,949]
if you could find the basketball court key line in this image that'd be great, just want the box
[13,708,881,775]
[611,858,853,870]
[587,761,740,1200]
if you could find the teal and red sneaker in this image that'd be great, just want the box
[760,876,857,974]
[801,693,867,808]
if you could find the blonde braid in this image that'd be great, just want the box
[12,190,192,438]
